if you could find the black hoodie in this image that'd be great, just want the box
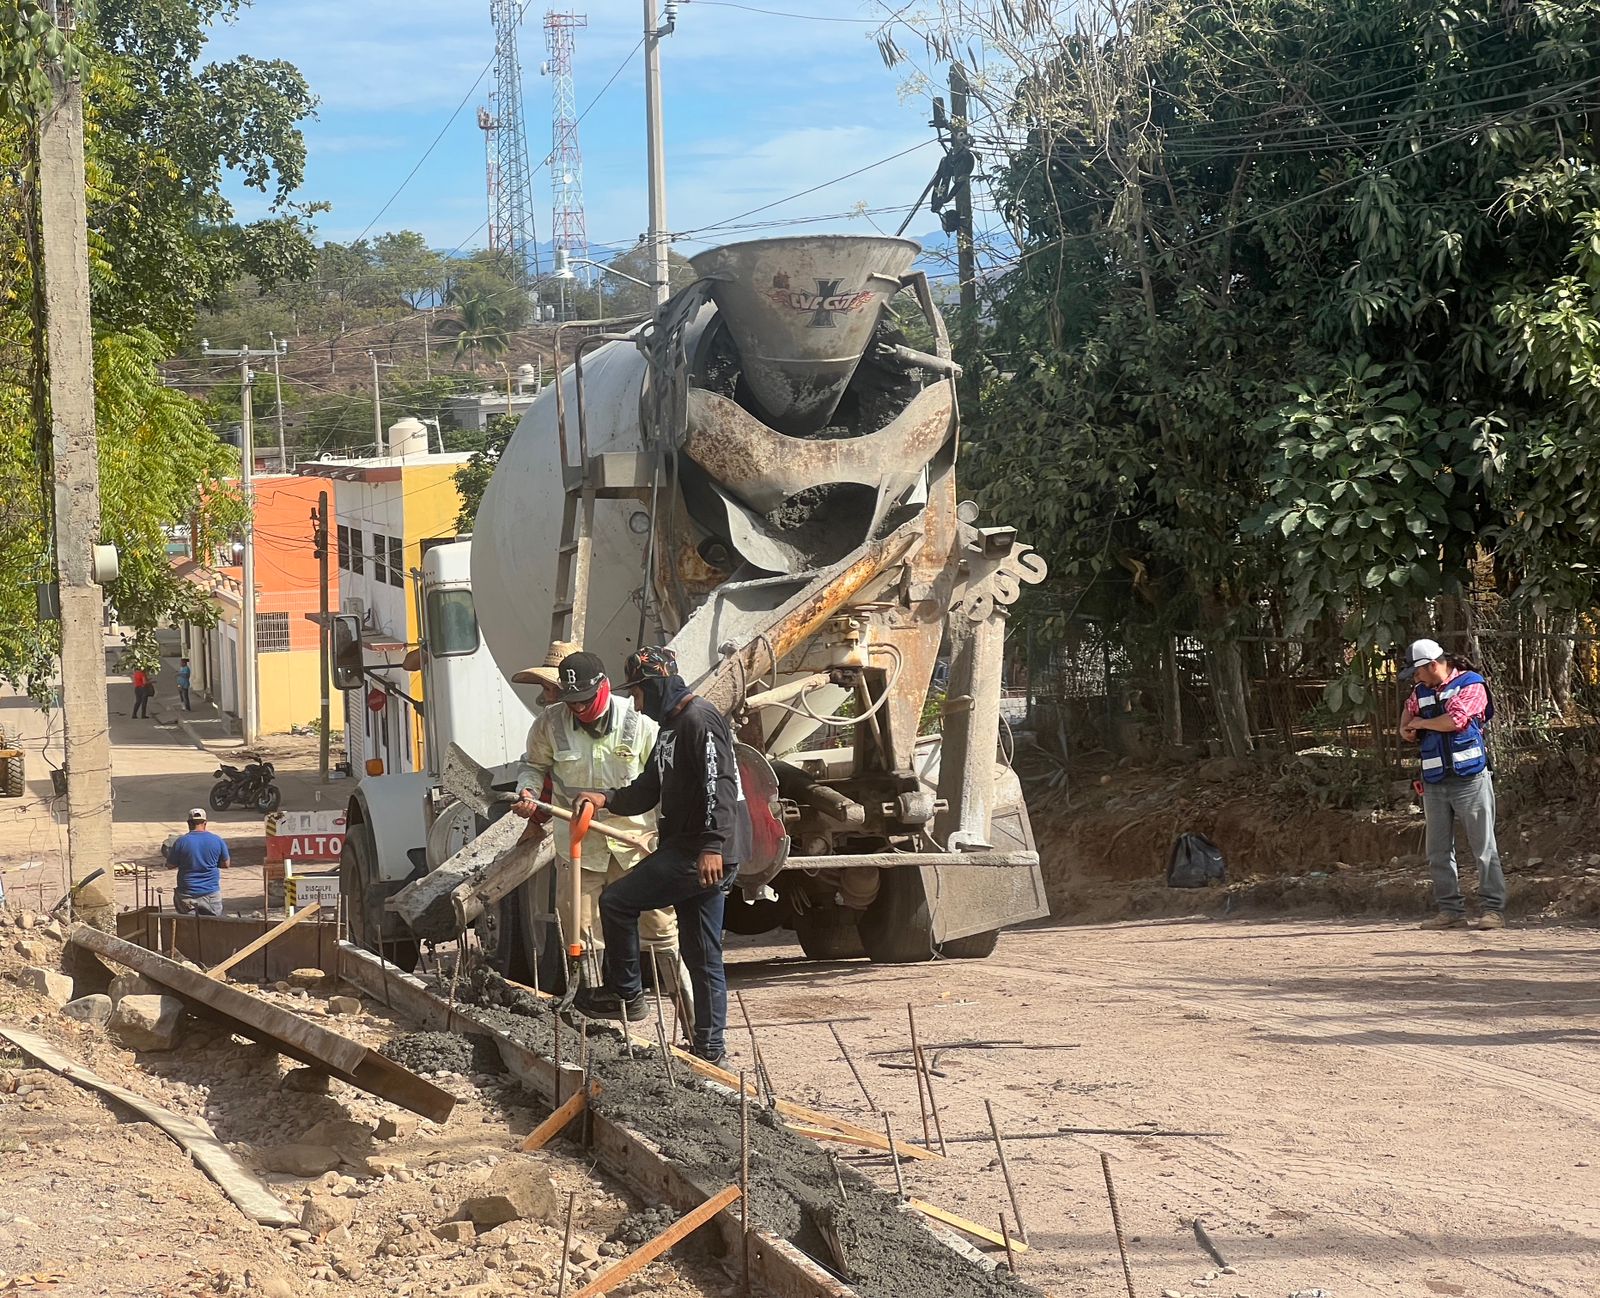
[606,695,752,862]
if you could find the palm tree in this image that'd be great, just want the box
[450,291,509,367]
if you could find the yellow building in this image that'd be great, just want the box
[304,436,470,776]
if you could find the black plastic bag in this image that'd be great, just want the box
[1167,832,1226,888]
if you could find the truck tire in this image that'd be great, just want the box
[723,895,782,937]
[857,868,1001,963]
[340,823,419,973]
[0,724,22,798]
[793,905,866,961]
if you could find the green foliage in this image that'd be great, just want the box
[943,0,1600,721]
[0,0,311,688]
[453,414,518,533]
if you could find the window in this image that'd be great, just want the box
[336,524,349,571]
[388,535,404,588]
[425,589,479,657]
[371,531,388,585]
[349,527,364,575]
[258,612,290,653]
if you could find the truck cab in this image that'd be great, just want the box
[339,537,533,968]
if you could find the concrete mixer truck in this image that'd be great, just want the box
[344,233,1049,973]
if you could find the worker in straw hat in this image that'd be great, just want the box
[509,644,685,1001]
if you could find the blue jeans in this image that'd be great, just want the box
[599,844,738,1060]
[1423,772,1506,915]
[175,891,223,917]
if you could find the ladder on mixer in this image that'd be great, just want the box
[549,480,594,648]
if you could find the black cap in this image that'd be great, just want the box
[555,651,607,703]
[621,645,677,688]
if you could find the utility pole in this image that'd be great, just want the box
[313,493,331,782]
[367,350,384,454]
[38,3,116,922]
[268,334,288,471]
[202,341,281,745]
[643,0,675,306]
[949,62,979,414]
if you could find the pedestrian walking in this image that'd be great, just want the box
[574,646,751,1065]
[176,658,193,711]
[1399,637,1505,931]
[130,666,150,718]
[166,808,230,917]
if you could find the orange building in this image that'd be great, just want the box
[183,474,338,735]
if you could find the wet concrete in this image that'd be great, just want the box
[452,970,1036,1298]
[379,1030,505,1077]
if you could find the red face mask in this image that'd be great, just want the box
[570,677,611,725]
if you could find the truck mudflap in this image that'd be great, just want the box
[924,796,1048,943]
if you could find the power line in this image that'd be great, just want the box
[350,0,543,247]
[682,0,879,21]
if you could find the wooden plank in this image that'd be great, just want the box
[207,902,320,979]
[0,1027,297,1228]
[570,1186,742,1298]
[520,1086,590,1151]
[907,1199,1030,1253]
[71,926,454,1122]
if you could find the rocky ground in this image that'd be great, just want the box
[0,906,736,1298]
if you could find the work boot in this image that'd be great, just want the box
[1472,911,1506,931]
[573,986,649,1022]
[1419,912,1468,930]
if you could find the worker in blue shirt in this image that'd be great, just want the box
[166,808,230,916]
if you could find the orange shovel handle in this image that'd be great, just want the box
[567,801,594,959]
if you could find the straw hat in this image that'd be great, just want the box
[512,639,581,686]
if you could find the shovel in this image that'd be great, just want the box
[556,799,595,1011]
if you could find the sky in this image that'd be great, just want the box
[202,0,994,268]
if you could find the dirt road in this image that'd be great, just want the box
[721,917,1600,1298]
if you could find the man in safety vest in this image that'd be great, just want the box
[1400,637,1505,931]
[508,649,683,989]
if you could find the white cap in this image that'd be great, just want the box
[188,807,208,821]
[1406,638,1446,671]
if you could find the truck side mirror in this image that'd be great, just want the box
[332,614,364,690]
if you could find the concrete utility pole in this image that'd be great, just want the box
[368,350,384,455]
[948,63,979,414]
[268,334,288,470]
[38,6,116,921]
[202,341,281,745]
[643,0,675,306]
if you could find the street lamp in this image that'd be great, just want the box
[553,248,654,292]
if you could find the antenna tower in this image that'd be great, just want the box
[544,11,589,302]
[480,1,541,285]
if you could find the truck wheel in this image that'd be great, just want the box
[723,896,782,936]
[857,868,1000,963]
[340,824,419,973]
[937,928,1001,959]
[0,724,23,798]
[794,905,866,961]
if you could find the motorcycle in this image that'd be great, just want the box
[208,758,281,814]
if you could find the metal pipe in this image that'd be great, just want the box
[884,1114,906,1200]
[986,1099,1028,1245]
[744,673,830,712]
[1100,1151,1136,1298]
[829,1022,876,1113]
[557,1190,578,1298]
[740,1069,751,1296]
[906,1003,936,1152]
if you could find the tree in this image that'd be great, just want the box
[450,289,509,366]
[372,231,445,310]
[0,0,311,689]
[590,245,696,316]
[882,0,1600,744]
[453,414,518,532]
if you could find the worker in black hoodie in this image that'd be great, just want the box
[573,645,750,1064]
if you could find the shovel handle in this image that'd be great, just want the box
[523,794,653,853]
[567,800,593,959]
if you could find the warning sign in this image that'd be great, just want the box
[264,809,346,864]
